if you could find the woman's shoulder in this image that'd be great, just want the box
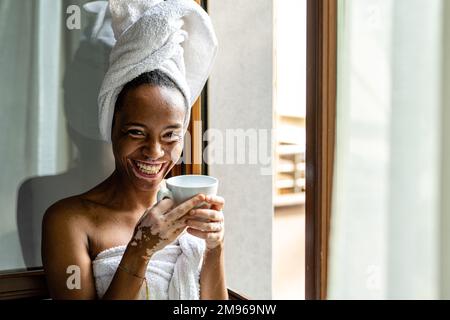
[43,195,93,232]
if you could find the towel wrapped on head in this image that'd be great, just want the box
[98,0,218,142]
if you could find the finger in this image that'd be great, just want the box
[171,226,188,238]
[188,209,223,222]
[159,225,187,242]
[167,217,188,231]
[186,228,222,241]
[136,200,174,228]
[197,203,210,209]
[186,220,223,232]
[205,195,225,211]
[166,194,206,221]
[150,198,175,216]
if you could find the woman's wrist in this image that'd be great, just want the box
[205,240,224,253]
[121,241,152,277]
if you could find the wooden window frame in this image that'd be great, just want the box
[305,0,338,300]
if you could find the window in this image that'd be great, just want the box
[0,0,208,298]
[273,0,307,300]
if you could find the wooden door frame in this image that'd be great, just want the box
[305,0,338,300]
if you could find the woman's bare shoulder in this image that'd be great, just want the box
[43,195,93,231]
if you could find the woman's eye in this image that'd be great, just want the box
[127,129,145,137]
[164,132,182,141]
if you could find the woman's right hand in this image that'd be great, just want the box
[129,194,206,260]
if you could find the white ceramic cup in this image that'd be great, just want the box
[157,175,219,207]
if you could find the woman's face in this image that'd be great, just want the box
[111,84,186,192]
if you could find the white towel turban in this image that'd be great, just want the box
[98,0,218,142]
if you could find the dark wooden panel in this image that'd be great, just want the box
[0,270,48,300]
[227,288,249,301]
[305,0,338,300]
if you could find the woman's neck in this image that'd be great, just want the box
[94,171,159,213]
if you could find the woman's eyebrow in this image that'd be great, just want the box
[124,122,147,128]
[123,123,182,130]
[164,124,183,130]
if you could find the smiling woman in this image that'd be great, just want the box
[42,71,223,300]
[39,0,227,300]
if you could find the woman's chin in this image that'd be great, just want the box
[131,167,168,191]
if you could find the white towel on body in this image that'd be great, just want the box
[92,232,205,300]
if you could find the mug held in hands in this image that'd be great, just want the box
[157,175,218,209]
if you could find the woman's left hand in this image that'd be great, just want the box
[186,195,225,250]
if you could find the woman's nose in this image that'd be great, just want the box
[142,139,164,159]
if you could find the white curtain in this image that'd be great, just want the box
[0,0,64,270]
[329,0,450,299]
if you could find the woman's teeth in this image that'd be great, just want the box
[135,162,163,175]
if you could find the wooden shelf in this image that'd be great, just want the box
[276,176,305,190]
[274,193,305,207]
[277,144,305,155]
[277,159,306,173]
[275,117,306,208]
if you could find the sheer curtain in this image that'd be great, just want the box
[329,0,450,299]
[0,0,114,270]
[0,0,64,270]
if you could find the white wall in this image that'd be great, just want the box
[275,0,307,118]
[208,0,274,300]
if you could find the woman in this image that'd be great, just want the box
[42,0,225,300]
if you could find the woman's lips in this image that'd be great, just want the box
[129,159,166,180]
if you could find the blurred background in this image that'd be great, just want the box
[272,0,306,300]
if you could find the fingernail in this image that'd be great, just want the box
[190,210,196,215]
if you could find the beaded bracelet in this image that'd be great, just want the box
[117,264,150,300]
